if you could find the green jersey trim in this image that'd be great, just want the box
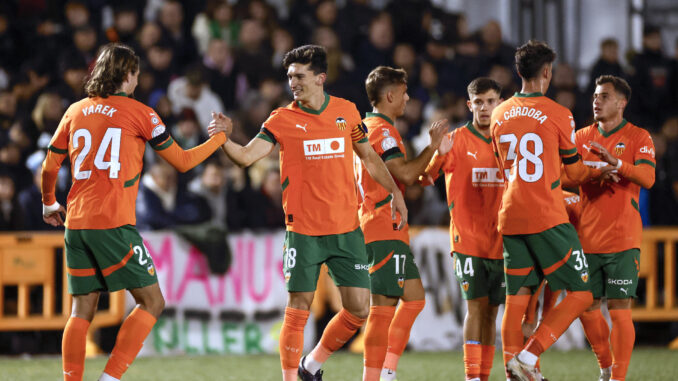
[366,112,394,126]
[597,119,627,138]
[152,137,174,151]
[297,92,330,115]
[514,92,544,98]
[631,198,640,213]
[551,179,561,189]
[375,194,393,209]
[124,172,141,188]
[559,147,577,156]
[466,121,492,144]
[48,145,68,154]
[281,177,289,191]
[634,159,656,168]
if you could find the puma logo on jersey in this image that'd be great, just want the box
[467,151,478,160]
[295,123,307,132]
[620,288,628,295]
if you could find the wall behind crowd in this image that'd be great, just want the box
[1,0,677,233]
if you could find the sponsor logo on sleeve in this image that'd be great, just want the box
[381,136,397,151]
[152,125,166,138]
[639,145,655,158]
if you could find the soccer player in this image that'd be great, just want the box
[490,40,616,381]
[564,75,655,381]
[208,45,407,381]
[40,43,228,381]
[423,77,504,381]
[357,66,448,381]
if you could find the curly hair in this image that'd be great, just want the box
[515,40,556,80]
[282,45,327,74]
[365,66,407,107]
[85,43,139,98]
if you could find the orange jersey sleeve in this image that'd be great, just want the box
[491,93,575,235]
[562,190,581,231]
[574,120,655,253]
[357,113,408,244]
[42,109,72,206]
[439,122,503,259]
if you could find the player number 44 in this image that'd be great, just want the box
[73,127,122,180]
[455,257,474,277]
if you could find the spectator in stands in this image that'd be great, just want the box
[192,0,240,55]
[480,20,514,69]
[25,92,65,153]
[234,18,274,93]
[312,26,359,102]
[145,40,177,92]
[588,38,625,94]
[172,108,203,150]
[188,159,229,229]
[488,64,518,100]
[0,172,24,230]
[57,56,88,104]
[271,27,295,77]
[137,21,164,57]
[548,63,589,126]
[65,24,99,68]
[136,160,211,231]
[201,38,237,110]
[628,25,675,131]
[393,43,420,89]
[356,13,395,81]
[650,117,678,225]
[18,154,66,231]
[250,167,285,229]
[168,63,224,129]
[158,0,197,69]
[106,5,140,47]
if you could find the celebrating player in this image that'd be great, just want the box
[564,75,655,381]
[358,66,447,381]
[490,40,616,381]
[41,43,228,381]
[423,77,504,381]
[208,45,407,381]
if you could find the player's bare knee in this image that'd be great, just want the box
[347,304,369,320]
[72,292,100,321]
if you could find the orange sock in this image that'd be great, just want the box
[610,309,634,381]
[62,316,90,381]
[502,294,530,370]
[363,305,396,381]
[479,344,494,381]
[279,307,309,380]
[580,309,612,369]
[103,307,157,379]
[310,308,365,364]
[463,343,482,379]
[383,299,425,371]
[527,290,592,356]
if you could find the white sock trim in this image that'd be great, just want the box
[304,354,322,374]
[98,373,119,381]
[518,350,539,367]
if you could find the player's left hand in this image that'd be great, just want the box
[207,112,233,138]
[588,141,619,167]
[43,204,66,227]
[390,190,408,230]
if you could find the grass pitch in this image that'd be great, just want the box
[1,347,675,380]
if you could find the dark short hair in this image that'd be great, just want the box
[515,40,556,80]
[85,43,139,98]
[467,77,501,98]
[365,66,408,107]
[595,75,632,101]
[601,38,618,49]
[643,24,660,37]
[282,45,327,74]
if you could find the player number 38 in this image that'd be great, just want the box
[499,133,544,183]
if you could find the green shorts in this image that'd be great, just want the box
[282,227,370,292]
[502,223,590,295]
[453,252,505,305]
[65,225,158,295]
[586,249,640,299]
[366,240,420,297]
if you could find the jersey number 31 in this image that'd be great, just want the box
[73,128,122,180]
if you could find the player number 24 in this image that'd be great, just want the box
[73,128,122,180]
[499,133,543,183]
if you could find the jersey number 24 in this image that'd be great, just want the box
[73,128,122,180]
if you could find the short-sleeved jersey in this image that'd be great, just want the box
[429,122,504,259]
[562,190,581,231]
[256,93,366,236]
[357,112,408,244]
[574,120,655,253]
[47,95,172,229]
[491,92,578,235]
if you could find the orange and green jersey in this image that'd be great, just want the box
[256,93,367,236]
[42,95,181,229]
[562,190,581,231]
[573,119,655,253]
[357,112,408,244]
[491,92,581,235]
[425,122,504,259]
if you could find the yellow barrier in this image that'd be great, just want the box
[0,232,126,355]
[634,227,678,321]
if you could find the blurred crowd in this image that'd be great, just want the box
[1,0,678,233]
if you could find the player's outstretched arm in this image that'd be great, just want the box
[207,113,274,167]
[386,119,449,186]
[156,112,227,172]
[41,148,67,227]
[589,141,655,189]
[354,139,408,229]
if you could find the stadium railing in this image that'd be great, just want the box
[0,232,125,355]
